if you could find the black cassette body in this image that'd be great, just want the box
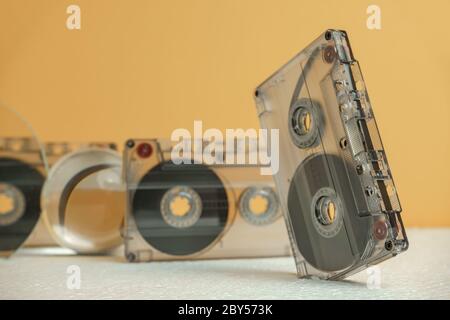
[123,139,290,262]
[254,30,408,279]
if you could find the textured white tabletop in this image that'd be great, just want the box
[1,229,449,300]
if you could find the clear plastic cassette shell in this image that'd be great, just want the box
[254,29,408,279]
[123,138,290,262]
[41,142,124,254]
[0,105,47,257]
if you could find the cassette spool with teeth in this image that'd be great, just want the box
[123,139,290,262]
[254,29,408,279]
[0,105,47,257]
[41,142,124,254]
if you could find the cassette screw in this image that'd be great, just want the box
[126,139,135,148]
[384,240,394,251]
[126,252,136,262]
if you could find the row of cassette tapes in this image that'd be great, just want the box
[0,108,291,260]
[0,29,408,280]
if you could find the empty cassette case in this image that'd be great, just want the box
[41,142,124,254]
[0,105,47,257]
[123,138,290,262]
[254,29,408,279]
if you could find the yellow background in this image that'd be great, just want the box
[0,0,449,227]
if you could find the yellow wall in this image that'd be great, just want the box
[0,0,449,227]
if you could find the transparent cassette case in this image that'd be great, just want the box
[0,105,47,257]
[254,30,408,279]
[41,142,124,254]
[123,139,290,262]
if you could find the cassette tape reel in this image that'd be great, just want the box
[41,143,124,254]
[123,139,290,262]
[0,105,46,257]
[254,30,408,279]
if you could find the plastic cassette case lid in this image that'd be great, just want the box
[254,29,408,280]
[123,138,290,262]
[41,142,124,254]
[0,105,46,257]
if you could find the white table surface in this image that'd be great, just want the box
[1,228,449,300]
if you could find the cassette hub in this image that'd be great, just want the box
[160,185,203,229]
[239,187,279,225]
[289,98,321,149]
[0,183,26,226]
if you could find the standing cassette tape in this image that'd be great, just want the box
[123,139,290,262]
[0,105,46,257]
[41,142,124,254]
[254,30,408,279]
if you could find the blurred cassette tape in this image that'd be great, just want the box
[0,105,47,257]
[123,139,290,262]
[40,142,124,254]
[254,29,408,279]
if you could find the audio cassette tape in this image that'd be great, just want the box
[0,105,47,257]
[123,139,290,262]
[41,142,124,254]
[254,29,408,279]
